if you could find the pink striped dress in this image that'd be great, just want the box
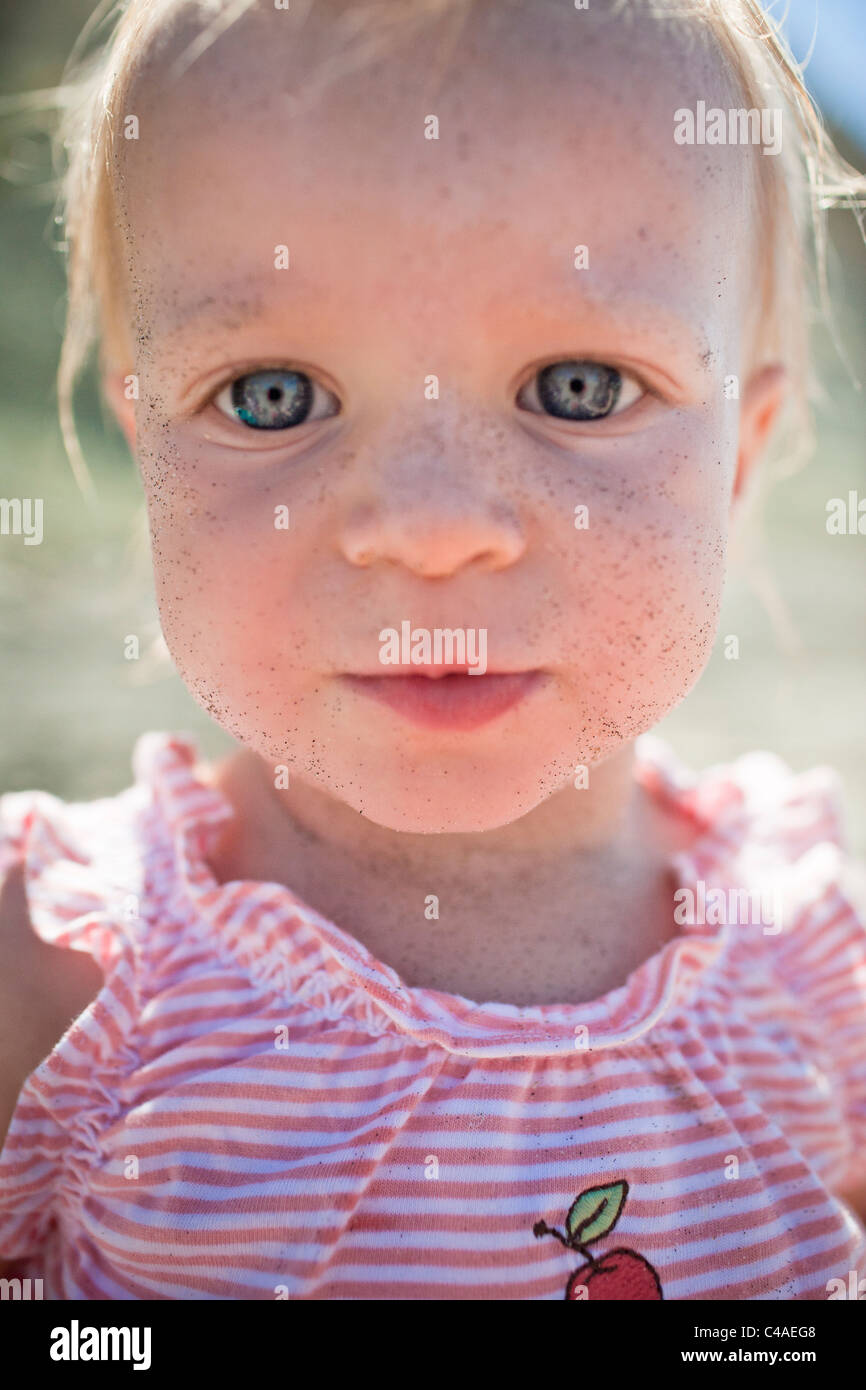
[1,732,865,1300]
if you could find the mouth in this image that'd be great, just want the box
[341,669,544,731]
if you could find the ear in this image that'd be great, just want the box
[732,363,787,503]
[102,369,137,452]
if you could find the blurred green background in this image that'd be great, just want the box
[0,1,864,848]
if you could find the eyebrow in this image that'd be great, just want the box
[154,271,316,344]
[480,287,711,382]
[155,271,710,383]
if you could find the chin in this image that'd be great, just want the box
[337,794,541,835]
[310,747,579,834]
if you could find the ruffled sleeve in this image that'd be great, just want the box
[641,738,866,1194]
[0,786,144,1265]
[744,760,866,1195]
[771,839,866,1193]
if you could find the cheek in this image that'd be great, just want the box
[137,435,319,714]
[545,413,733,742]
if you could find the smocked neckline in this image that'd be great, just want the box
[131,731,744,1058]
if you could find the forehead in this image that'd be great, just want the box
[117,0,752,353]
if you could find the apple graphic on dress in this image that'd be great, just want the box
[533,1179,663,1300]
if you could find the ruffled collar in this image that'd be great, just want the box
[131,731,751,1059]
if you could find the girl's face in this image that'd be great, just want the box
[111,1,777,833]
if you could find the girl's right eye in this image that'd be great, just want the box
[213,368,340,430]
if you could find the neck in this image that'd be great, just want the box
[203,740,690,1006]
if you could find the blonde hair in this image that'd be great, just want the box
[5,0,866,495]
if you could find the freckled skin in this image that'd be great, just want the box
[104,2,783,1003]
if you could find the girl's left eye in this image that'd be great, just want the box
[213,368,340,430]
[516,360,643,421]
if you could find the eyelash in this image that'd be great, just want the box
[204,358,652,435]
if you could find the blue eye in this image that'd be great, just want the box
[214,368,339,430]
[518,360,642,421]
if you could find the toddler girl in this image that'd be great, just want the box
[1,0,865,1300]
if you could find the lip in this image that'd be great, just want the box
[342,670,544,731]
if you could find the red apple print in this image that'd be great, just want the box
[533,1179,663,1300]
[566,1248,663,1300]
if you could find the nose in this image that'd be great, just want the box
[338,421,527,579]
[341,496,526,577]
